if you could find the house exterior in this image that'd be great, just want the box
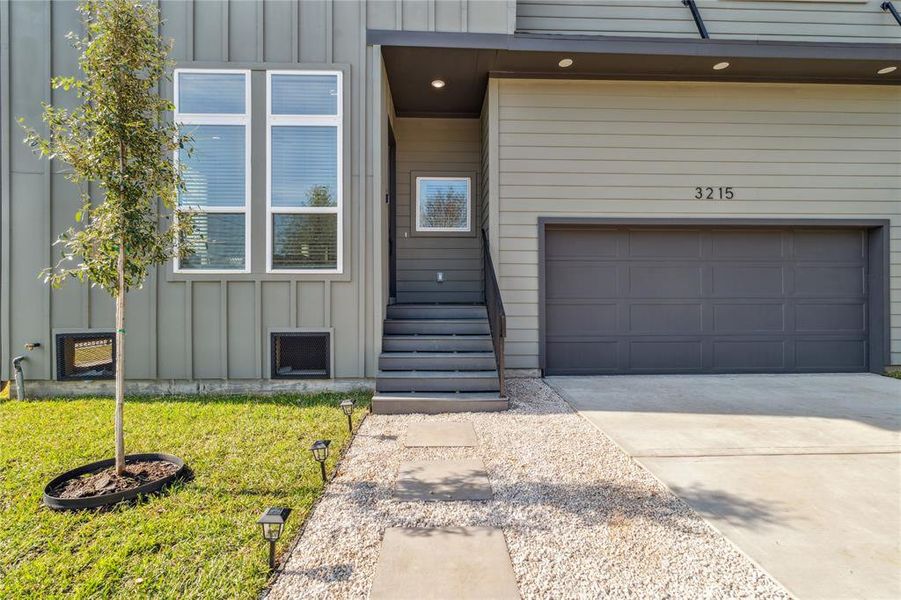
[1,0,898,410]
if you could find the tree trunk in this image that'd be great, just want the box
[115,238,126,475]
[115,138,127,476]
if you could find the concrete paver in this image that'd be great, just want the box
[369,527,519,600]
[404,421,477,447]
[394,459,492,501]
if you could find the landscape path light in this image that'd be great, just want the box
[340,399,355,434]
[257,507,291,572]
[311,439,331,483]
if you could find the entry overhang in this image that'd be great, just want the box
[371,30,901,117]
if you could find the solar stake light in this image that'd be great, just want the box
[311,439,331,483]
[340,399,355,434]
[257,507,291,572]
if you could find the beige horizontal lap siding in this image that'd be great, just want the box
[516,1,901,43]
[495,79,901,370]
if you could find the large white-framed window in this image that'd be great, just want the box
[173,69,251,273]
[415,176,472,233]
[266,70,343,273]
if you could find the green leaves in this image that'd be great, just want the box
[19,0,194,298]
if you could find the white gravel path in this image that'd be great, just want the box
[267,379,790,599]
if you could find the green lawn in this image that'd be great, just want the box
[886,370,901,380]
[0,390,371,599]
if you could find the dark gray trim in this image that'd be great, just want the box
[369,30,901,62]
[388,120,397,301]
[165,62,353,283]
[380,33,899,117]
[396,111,486,119]
[868,224,892,373]
[486,70,899,86]
[536,218,891,375]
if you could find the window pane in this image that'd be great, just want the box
[272,214,338,270]
[180,213,245,270]
[178,72,246,114]
[271,74,338,115]
[179,125,246,208]
[417,178,470,231]
[271,126,338,208]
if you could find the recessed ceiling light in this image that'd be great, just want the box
[877,66,897,75]
[558,58,574,68]
[713,61,730,71]
[431,79,446,89]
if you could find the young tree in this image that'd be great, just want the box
[21,0,192,475]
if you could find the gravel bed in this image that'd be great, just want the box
[267,379,789,599]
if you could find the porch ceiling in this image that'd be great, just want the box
[375,31,901,118]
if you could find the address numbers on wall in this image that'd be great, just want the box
[694,187,735,200]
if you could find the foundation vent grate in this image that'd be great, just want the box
[56,333,116,380]
[271,332,330,379]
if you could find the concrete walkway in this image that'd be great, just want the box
[369,420,519,599]
[548,373,901,600]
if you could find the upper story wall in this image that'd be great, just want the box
[367,0,516,33]
[516,1,901,43]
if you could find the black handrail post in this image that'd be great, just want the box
[498,312,506,399]
[883,2,901,26]
[482,229,507,400]
[682,0,710,39]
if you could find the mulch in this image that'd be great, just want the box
[49,460,179,499]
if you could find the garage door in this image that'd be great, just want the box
[543,226,869,375]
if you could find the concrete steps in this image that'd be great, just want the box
[375,303,505,413]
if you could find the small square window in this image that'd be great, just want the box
[415,177,472,233]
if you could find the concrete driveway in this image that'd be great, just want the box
[547,373,901,600]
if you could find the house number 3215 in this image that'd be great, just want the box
[694,187,734,200]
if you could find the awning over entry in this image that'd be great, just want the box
[372,30,901,117]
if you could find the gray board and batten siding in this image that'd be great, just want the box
[516,0,901,44]
[489,78,900,372]
[0,0,513,385]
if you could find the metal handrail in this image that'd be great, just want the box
[482,229,507,398]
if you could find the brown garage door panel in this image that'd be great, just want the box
[543,226,869,375]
